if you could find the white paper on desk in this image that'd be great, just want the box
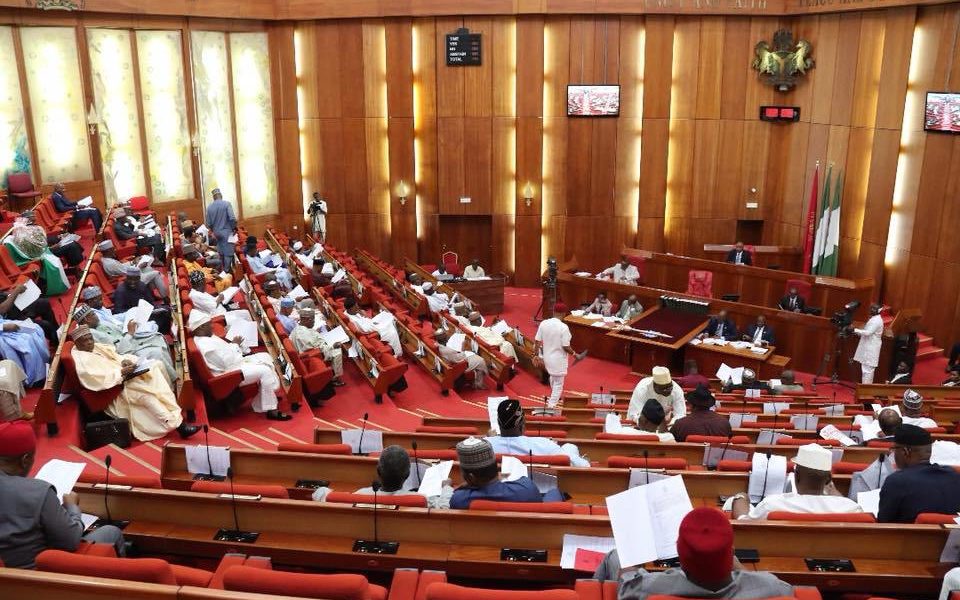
[703,445,749,468]
[34,459,86,502]
[628,468,672,488]
[932,441,960,466]
[227,234,239,243]
[604,412,624,433]
[820,424,856,447]
[238,278,250,294]
[80,513,98,531]
[487,396,508,435]
[728,413,758,428]
[591,321,607,328]
[490,320,511,336]
[749,346,768,354]
[790,414,819,431]
[123,299,154,331]
[729,341,751,350]
[185,445,230,477]
[856,489,881,517]
[823,404,846,417]
[755,430,789,446]
[607,475,693,566]
[763,402,790,415]
[219,286,240,305]
[688,338,702,346]
[321,326,350,347]
[767,379,782,389]
[371,311,395,328]
[348,341,359,359]
[592,392,615,406]
[745,388,761,399]
[560,534,617,570]
[341,429,383,454]
[416,460,452,497]
[940,527,960,563]
[716,363,734,382]
[569,309,584,317]
[860,420,883,442]
[227,320,259,349]
[748,453,787,503]
[224,311,252,330]
[583,313,603,320]
[574,272,592,277]
[77,196,93,207]
[331,269,346,284]
[446,332,466,352]
[500,455,528,482]
[13,278,41,311]
[602,316,618,324]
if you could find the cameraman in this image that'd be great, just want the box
[849,304,884,384]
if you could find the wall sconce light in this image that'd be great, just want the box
[86,102,100,136]
[191,133,202,157]
[396,179,410,206]
[522,182,535,208]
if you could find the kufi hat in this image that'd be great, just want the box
[97,239,114,251]
[902,389,923,410]
[81,286,102,300]
[69,325,91,340]
[676,508,734,586]
[73,304,93,322]
[790,443,833,472]
[189,270,206,285]
[652,366,672,386]
[187,311,212,332]
[280,297,295,308]
[456,437,496,469]
[123,265,140,277]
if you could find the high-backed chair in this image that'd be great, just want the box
[785,278,812,302]
[686,270,713,298]
[5,173,41,208]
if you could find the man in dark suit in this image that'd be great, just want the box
[743,315,775,346]
[778,286,806,312]
[699,309,737,341]
[725,241,752,266]
[877,425,960,523]
[50,182,103,232]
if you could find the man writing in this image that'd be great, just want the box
[112,266,171,334]
[608,399,675,442]
[599,256,640,285]
[486,399,590,466]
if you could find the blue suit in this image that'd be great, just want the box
[703,317,737,340]
[205,199,237,271]
[743,323,775,345]
[449,476,562,509]
[878,462,960,523]
[52,191,103,232]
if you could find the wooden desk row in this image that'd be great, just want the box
[72,484,953,594]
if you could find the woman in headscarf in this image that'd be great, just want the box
[4,212,68,295]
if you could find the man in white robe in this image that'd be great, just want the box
[468,312,517,361]
[73,304,176,385]
[344,297,403,357]
[487,399,589,466]
[534,304,585,408]
[69,326,198,442]
[627,366,687,424]
[189,311,291,421]
[289,307,346,386]
[435,329,488,390]
[420,282,451,313]
[851,304,884,384]
[188,270,229,318]
[598,256,641,285]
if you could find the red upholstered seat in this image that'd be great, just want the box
[223,565,387,600]
[767,511,876,523]
[649,593,821,600]
[831,461,870,474]
[190,480,290,499]
[742,421,796,430]
[497,453,571,466]
[325,492,428,507]
[784,278,812,302]
[276,442,353,455]
[416,425,479,435]
[717,459,754,472]
[866,440,893,448]
[36,550,213,587]
[685,270,713,298]
[468,500,574,513]
[6,172,41,203]
[606,456,688,470]
[77,472,160,488]
[776,436,840,447]
[425,582,578,600]
[914,512,958,524]
[687,435,752,445]
[595,432,661,441]
[530,429,568,439]
[60,342,123,414]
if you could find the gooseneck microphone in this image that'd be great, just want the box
[411,441,421,490]
[643,449,650,485]
[103,454,113,524]
[357,412,369,455]
[372,480,381,544]
[876,453,884,490]
[213,467,259,543]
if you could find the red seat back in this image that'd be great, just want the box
[606,456,688,470]
[325,492,427,507]
[595,432,661,441]
[687,435,751,445]
[915,512,958,524]
[6,173,36,194]
[276,442,353,455]
[36,550,177,585]
[686,270,713,298]
[190,480,289,499]
[785,278,812,302]
[223,565,379,600]
[497,453,571,466]
[468,500,574,513]
[767,511,876,523]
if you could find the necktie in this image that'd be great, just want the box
[790,297,796,309]
[717,323,724,338]
[754,327,763,344]
[736,252,741,264]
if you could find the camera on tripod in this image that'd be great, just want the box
[544,257,558,286]
[830,300,861,334]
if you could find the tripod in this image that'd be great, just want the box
[534,277,558,322]
[812,329,856,391]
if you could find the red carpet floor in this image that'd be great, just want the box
[25,283,954,480]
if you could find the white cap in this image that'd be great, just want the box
[790,443,833,472]
[321,262,334,275]
[422,281,433,291]
[652,366,671,385]
[187,311,212,332]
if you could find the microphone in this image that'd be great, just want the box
[643,449,650,485]
[213,467,259,543]
[197,424,224,481]
[351,482,398,554]
[759,452,772,502]
[356,412,369,455]
[411,441,421,491]
[716,433,733,470]
[876,453,884,490]
[372,480,381,543]
[228,467,241,533]
[92,454,128,530]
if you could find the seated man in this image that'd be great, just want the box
[189,311,291,421]
[431,262,449,279]
[670,385,732,442]
[593,508,795,598]
[0,308,49,386]
[732,443,861,519]
[778,286,806,312]
[847,410,901,499]
[187,269,234,318]
[98,240,168,299]
[290,307,346,387]
[70,326,197,441]
[463,258,485,279]
[0,283,59,344]
[182,244,232,293]
[450,437,562,508]
[599,255,640,285]
[886,361,912,385]
[486,399,590,466]
[112,207,165,263]
[420,281,452,313]
[699,309,737,341]
[770,369,804,393]
[51,182,103,232]
[468,312,518,362]
[80,286,153,334]
[337,445,452,508]
[878,424,960,523]
[277,297,299,334]
[112,266,171,334]
[73,303,175,385]
[244,237,294,290]
[627,366,686,423]
[435,329,488,390]
[607,398,675,442]
[344,297,402,357]
[742,315,774,346]
[5,214,69,296]
[584,292,613,317]
[721,368,769,393]
[900,389,938,429]
[615,294,643,320]
[0,421,126,568]
[0,360,28,421]
[675,359,710,389]
[725,241,752,265]
[311,261,331,287]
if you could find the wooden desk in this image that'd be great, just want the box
[446,276,507,314]
[702,244,803,271]
[685,340,785,380]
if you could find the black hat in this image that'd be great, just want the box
[893,423,932,446]
[641,399,666,425]
[245,235,258,246]
[497,399,522,429]
[686,384,715,408]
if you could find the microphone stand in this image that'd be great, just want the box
[352,481,399,554]
[356,412,369,456]
[195,424,225,481]
[213,467,259,543]
[411,441,421,492]
[91,455,129,530]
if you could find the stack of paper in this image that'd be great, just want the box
[748,453,787,503]
[34,459,86,501]
[321,326,350,346]
[820,424,856,447]
[715,364,743,385]
[227,320,259,349]
[606,476,693,566]
[123,299,154,331]
[185,445,230,477]
[446,332,466,352]
[487,396,509,434]
[490,320,511,335]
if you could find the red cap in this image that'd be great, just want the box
[0,420,36,456]
[554,302,568,312]
[676,507,733,586]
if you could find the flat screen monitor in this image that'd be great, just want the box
[567,85,620,117]
[924,92,960,133]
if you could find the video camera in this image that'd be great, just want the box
[830,300,861,333]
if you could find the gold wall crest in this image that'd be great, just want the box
[751,29,814,92]
[32,0,83,9]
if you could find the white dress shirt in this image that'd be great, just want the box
[738,491,863,520]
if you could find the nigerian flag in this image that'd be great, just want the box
[818,170,843,277]
[812,166,832,274]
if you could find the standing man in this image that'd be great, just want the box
[307,192,327,242]
[205,188,237,272]
[534,303,586,408]
[725,241,752,265]
[851,304,884,384]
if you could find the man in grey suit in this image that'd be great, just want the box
[0,421,125,568]
[204,188,238,272]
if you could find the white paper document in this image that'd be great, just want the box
[715,363,744,385]
[860,420,883,442]
[628,468,673,488]
[823,404,845,417]
[321,325,350,346]
[185,445,231,477]
[446,332,466,352]
[123,299,154,331]
[80,513,99,531]
[702,444,749,468]
[227,320,259,349]
[820,424,857,447]
[13,278,41,311]
[932,441,960,466]
[219,286,240,305]
[606,475,693,567]
[195,224,208,237]
[728,413,758,428]
[790,414,819,431]
[591,392,615,406]
[34,459,86,502]
[287,285,308,300]
[604,413,625,434]
[490,320,511,335]
[755,430,789,446]
[941,527,960,563]
[748,453,787,503]
[856,489,881,516]
[77,196,93,207]
[745,388,761,399]
[331,269,346,284]
[341,429,383,454]
[416,460,453,498]
[560,534,617,569]
[500,455,528,482]
[763,402,791,415]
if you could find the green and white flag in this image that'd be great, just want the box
[812,166,832,274]
[818,170,843,277]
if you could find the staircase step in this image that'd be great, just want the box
[916,346,943,361]
[918,335,934,349]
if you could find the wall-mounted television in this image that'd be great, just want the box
[567,85,620,117]
[924,92,960,133]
